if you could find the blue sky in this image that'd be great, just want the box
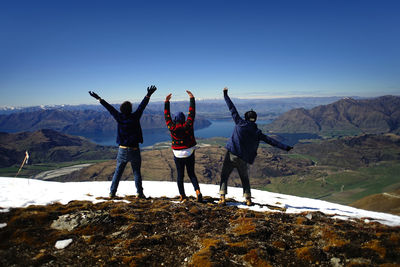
[0,0,399,106]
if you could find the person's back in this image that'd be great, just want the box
[99,99,148,147]
[226,117,260,165]
[89,85,157,198]
[165,94,196,150]
[164,90,202,202]
[219,87,292,206]
[115,110,143,147]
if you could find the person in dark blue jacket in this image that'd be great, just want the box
[89,86,157,198]
[219,87,293,206]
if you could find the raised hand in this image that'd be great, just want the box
[165,93,172,102]
[186,90,194,98]
[223,87,228,95]
[89,91,101,100]
[147,85,157,97]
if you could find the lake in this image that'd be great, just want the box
[90,119,272,147]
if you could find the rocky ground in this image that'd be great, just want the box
[1,196,399,266]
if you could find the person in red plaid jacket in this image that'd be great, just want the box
[164,90,203,202]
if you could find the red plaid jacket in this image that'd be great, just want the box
[164,97,197,150]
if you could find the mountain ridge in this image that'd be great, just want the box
[264,95,400,136]
[0,129,116,167]
[0,109,211,136]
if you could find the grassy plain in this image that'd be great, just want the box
[259,161,400,205]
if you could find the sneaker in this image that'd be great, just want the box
[246,197,252,206]
[179,195,188,202]
[109,193,115,198]
[196,190,203,203]
[218,195,226,206]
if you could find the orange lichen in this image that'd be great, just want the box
[295,246,314,262]
[272,240,286,251]
[319,227,349,251]
[121,254,147,267]
[227,241,248,248]
[379,264,400,267]
[231,217,256,236]
[243,249,272,267]
[190,238,221,267]
[389,232,400,244]
[296,216,307,225]
[362,239,386,259]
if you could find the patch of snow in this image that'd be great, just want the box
[1,177,400,227]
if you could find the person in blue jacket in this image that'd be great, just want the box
[219,87,293,206]
[89,85,157,198]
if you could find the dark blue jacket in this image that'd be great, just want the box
[224,93,290,164]
[100,96,149,147]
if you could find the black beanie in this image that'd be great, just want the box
[245,110,257,122]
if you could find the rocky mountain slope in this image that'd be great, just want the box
[58,134,400,189]
[0,129,116,167]
[291,133,400,168]
[0,109,211,136]
[264,95,400,137]
[1,196,399,266]
[56,145,312,188]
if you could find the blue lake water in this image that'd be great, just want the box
[90,120,272,147]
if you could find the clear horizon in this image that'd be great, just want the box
[1,0,399,106]
[3,94,397,109]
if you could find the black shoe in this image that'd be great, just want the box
[109,193,115,198]
[136,193,146,199]
[196,190,203,203]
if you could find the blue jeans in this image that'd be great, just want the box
[110,147,143,196]
[173,152,200,196]
[219,150,251,198]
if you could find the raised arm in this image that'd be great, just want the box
[164,93,175,130]
[223,87,242,125]
[135,85,157,117]
[185,90,195,128]
[89,91,119,120]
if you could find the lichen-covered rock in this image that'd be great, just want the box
[0,196,399,266]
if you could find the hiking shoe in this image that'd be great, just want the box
[179,195,188,202]
[218,195,226,206]
[246,198,252,206]
[196,190,203,203]
[136,193,146,199]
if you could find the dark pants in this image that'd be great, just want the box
[110,147,143,196]
[219,150,251,198]
[173,152,200,196]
